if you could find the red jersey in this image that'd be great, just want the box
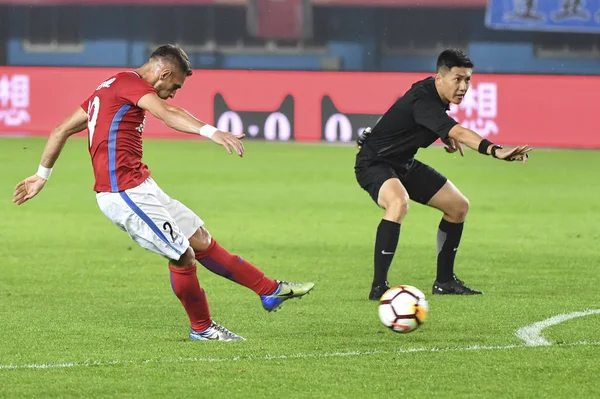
[81,71,156,192]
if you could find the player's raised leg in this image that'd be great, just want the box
[368,178,408,300]
[189,227,314,312]
[155,185,314,312]
[190,227,278,295]
[426,180,482,295]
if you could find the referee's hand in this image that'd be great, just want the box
[494,145,532,163]
[443,138,464,157]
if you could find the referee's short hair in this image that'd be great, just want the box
[150,44,193,77]
[436,49,474,72]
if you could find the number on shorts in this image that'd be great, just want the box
[163,222,177,243]
[87,96,100,148]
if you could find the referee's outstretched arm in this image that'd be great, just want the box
[448,124,532,163]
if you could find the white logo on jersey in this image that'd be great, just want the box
[96,77,116,91]
[136,115,146,134]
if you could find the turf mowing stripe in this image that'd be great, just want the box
[1,341,599,371]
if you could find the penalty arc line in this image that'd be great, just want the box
[1,340,600,371]
[515,308,600,347]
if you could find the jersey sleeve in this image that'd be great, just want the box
[117,75,157,106]
[80,97,90,113]
[413,97,458,139]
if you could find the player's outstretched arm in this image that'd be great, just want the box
[448,125,532,163]
[13,108,88,205]
[137,93,245,157]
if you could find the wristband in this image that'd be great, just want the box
[478,139,493,155]
[36,164,53,180]
[491,145,503,159]
[199,125,218,139]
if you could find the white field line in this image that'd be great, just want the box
[1,340,599,371]
[515,309,600,347]
[2,309,599,371]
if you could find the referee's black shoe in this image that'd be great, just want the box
[368,281,390,301]
[432,276,483,295]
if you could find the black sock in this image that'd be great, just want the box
[436,219,464,283]
[373,219,401,288]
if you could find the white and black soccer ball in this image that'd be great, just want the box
[378,285,429,333]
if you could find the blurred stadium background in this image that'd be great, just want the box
[0,0,599,147]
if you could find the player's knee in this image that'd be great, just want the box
[189,227,212,253]
[170,247,196,268]
[384,194,409,222]
[198,227,212,248]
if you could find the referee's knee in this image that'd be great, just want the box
[447,196,470,222]
[383,195,409,223]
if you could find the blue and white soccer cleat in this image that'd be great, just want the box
[260,280,315,312]
[189,321,245,341]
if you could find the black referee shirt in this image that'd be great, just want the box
[362,77,459,162]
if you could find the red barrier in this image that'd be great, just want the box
[1,67,598,148]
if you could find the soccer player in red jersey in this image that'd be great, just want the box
[12,44,314,341]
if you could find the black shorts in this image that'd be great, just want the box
[354,152,447,205]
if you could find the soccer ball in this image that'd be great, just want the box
[378,285,429,333]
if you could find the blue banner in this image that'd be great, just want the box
[486,0,600,33]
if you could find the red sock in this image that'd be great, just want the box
[195,239,278,296]
[169,264,212,332]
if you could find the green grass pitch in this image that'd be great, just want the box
[1,137,599,398]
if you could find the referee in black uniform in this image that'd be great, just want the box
[355,49,531,300]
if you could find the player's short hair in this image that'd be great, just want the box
[436,49,474,72]
[150,44,193,77]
